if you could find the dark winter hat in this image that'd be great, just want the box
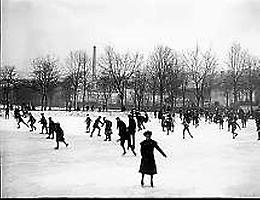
[116,117,120,120]
[49,117,52,119]
[143,131,152,137]
[41,113,44,115]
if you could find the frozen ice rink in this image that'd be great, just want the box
[1,111,260,197]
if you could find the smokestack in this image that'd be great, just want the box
[92,45,96,78]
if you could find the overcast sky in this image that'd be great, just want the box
[2,0,260,75]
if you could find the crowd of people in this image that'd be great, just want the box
[12,107,69,149]
[1,104,260,187]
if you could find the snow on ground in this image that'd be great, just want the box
[1,110,260,197]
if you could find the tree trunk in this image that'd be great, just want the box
[249,89,253,113]
[44,94,48,111]
[82,87,86,111]
[120,95,124,111]
[225,92,229,107]
[41,95,44,111]
[182,83,186,107]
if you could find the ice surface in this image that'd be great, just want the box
[1,111,260,197]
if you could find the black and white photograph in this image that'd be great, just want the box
[1,0,260,198]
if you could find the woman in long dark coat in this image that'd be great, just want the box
[54,122,69,149]
[139,131,167,187]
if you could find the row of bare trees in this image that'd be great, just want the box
[1,42,260,112]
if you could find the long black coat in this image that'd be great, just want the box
[55,126,65,142]
[117,120,129,140]
[139,139,166,175]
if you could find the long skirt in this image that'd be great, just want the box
[139,157,157,175]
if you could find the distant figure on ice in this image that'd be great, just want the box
[154,110,157,118]
[136,112,148,131]
[163,114,172,135]
[16,109,29,129]
[128,114,137,150]
[102,117,113,141]
[5,106,9,119]
[116,117,136,156]
[256,119,260,140]
[218,114,224,130]
[85,114,92,133]
[54,122,69,149]
[182,118,193,139]
[14,107,20,120]
[241,112,248,128]
[47,117,55,139]
[27,113,36,132]
[90,116,103,137]
[230,119,241,139]
[139,131,167,187]
[39,113,48,134]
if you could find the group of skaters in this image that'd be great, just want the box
[84,109,166,187]
[85,109,150,156]
[12,107,69,149]
[154,105,260,140]
[3,104,260,188]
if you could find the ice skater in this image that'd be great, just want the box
[16,110,29,129]
[218,114,224,130]
[27,112,36,132]
[230,119,241,139]
[128,114,136,150]
[54,122,69,149]
[39,113,48,134]
[163,115,172,135]
[241,112,248,128]
[116,117,136,156]
[256,120,260,140]
[139,130,167,187]
[102,117,113,141]
[90,116,103,137]
[85,114,92,133]
[47,117,55,139]
[5,106,9,119]
[182,118,193,139]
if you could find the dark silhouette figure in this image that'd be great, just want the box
[128,114,137,150]
[5,106,9,119]
[116,117,136,156]
[16,110,29,129]
[54,122,69,149]
[139,131,167,187]
[85,114,92,133]
[47,117,55,139]
[103,117,113,141]
[27,113,36,132]
[182,118,193,139]
[231,119,241,139]
[39,113,48,134]
[90,116,103,137]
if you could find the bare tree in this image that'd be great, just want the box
[65,50,83,110]
[130,69,149,110]
[147,46,175,108]
[244,55,260,112]
[96,74,113,111]
[31,55,60,111]
[226,42,248,105]
[0,65,17,107]
[183,45,217,107]
[164,52,183,108]
[99,46,142,111]
[60,75,74,111]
